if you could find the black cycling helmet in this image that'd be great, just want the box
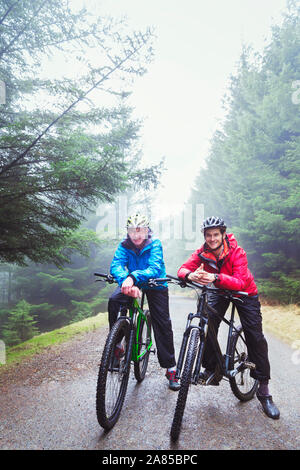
[201,216,227,233]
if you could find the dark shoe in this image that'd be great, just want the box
[257,393,280,420]
[199,369,221,386]
[166,370,180,391]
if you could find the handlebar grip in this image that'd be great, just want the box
[166,274,181,281]
[94,273,116,284]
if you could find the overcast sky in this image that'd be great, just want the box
[72,0,287,216]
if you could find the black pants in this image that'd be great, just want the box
[202,294,271,382]
[108,287,176,369]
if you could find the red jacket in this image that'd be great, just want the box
[177,233,258,295]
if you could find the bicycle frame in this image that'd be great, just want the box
[176,287,247,383]
[94,272,154,430]
[149,275,250,384]
[94,273,153,364]
[129,294,153,362]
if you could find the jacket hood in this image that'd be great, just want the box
[226,233,238,250]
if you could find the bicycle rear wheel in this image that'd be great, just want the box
[170,328,199,442]
[229,325,258,401]
[134,310,152,382]
[96,318,132,430]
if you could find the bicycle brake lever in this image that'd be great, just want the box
[106,274,115,284]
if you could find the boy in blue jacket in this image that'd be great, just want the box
[108,213,180,391]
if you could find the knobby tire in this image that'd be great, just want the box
[170,328,200,442]
[96,318,132,430]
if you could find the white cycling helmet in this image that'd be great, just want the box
[201,216,227,233]
[126,213,150,229]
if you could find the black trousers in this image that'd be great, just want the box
[108,287,176,369]
[202,294,271,382]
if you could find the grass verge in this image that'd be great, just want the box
[261,303,300,347]
[1,302,299,371]
[0,312,108,369]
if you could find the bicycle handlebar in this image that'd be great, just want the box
[149,274,249,297]
[94,272,249,298]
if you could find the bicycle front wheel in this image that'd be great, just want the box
[134,310,152,382]
[170,328,199,442]
[229,325,258,401]
[96,318,132,430]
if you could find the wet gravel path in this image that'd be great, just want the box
[0,296,299,450]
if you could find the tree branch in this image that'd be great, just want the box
[0,0,20,26]
[0,35,149,176]
[0,0,48,59]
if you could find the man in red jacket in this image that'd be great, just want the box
[177,216,280,419]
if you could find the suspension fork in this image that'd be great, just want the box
[176,295,206,381]
[192,317,208,383]
[175,312,195,380]
[124,308,136,364]
[193,294,210,381]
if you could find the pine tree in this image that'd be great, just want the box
[187,3,300,303]
[2,300,38,346]
[0,0,160,266]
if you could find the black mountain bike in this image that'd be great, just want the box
[150,275,258,442]
[94,273,154,431]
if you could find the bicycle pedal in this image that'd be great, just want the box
[244,361,256,370]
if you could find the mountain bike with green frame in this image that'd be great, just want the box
[94,272,154,430]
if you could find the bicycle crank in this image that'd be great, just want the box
[227,361,256,377]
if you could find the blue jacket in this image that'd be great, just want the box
[110,236,167,289]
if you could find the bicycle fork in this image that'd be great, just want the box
[175,315,209,384]
[192,317,208,384]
